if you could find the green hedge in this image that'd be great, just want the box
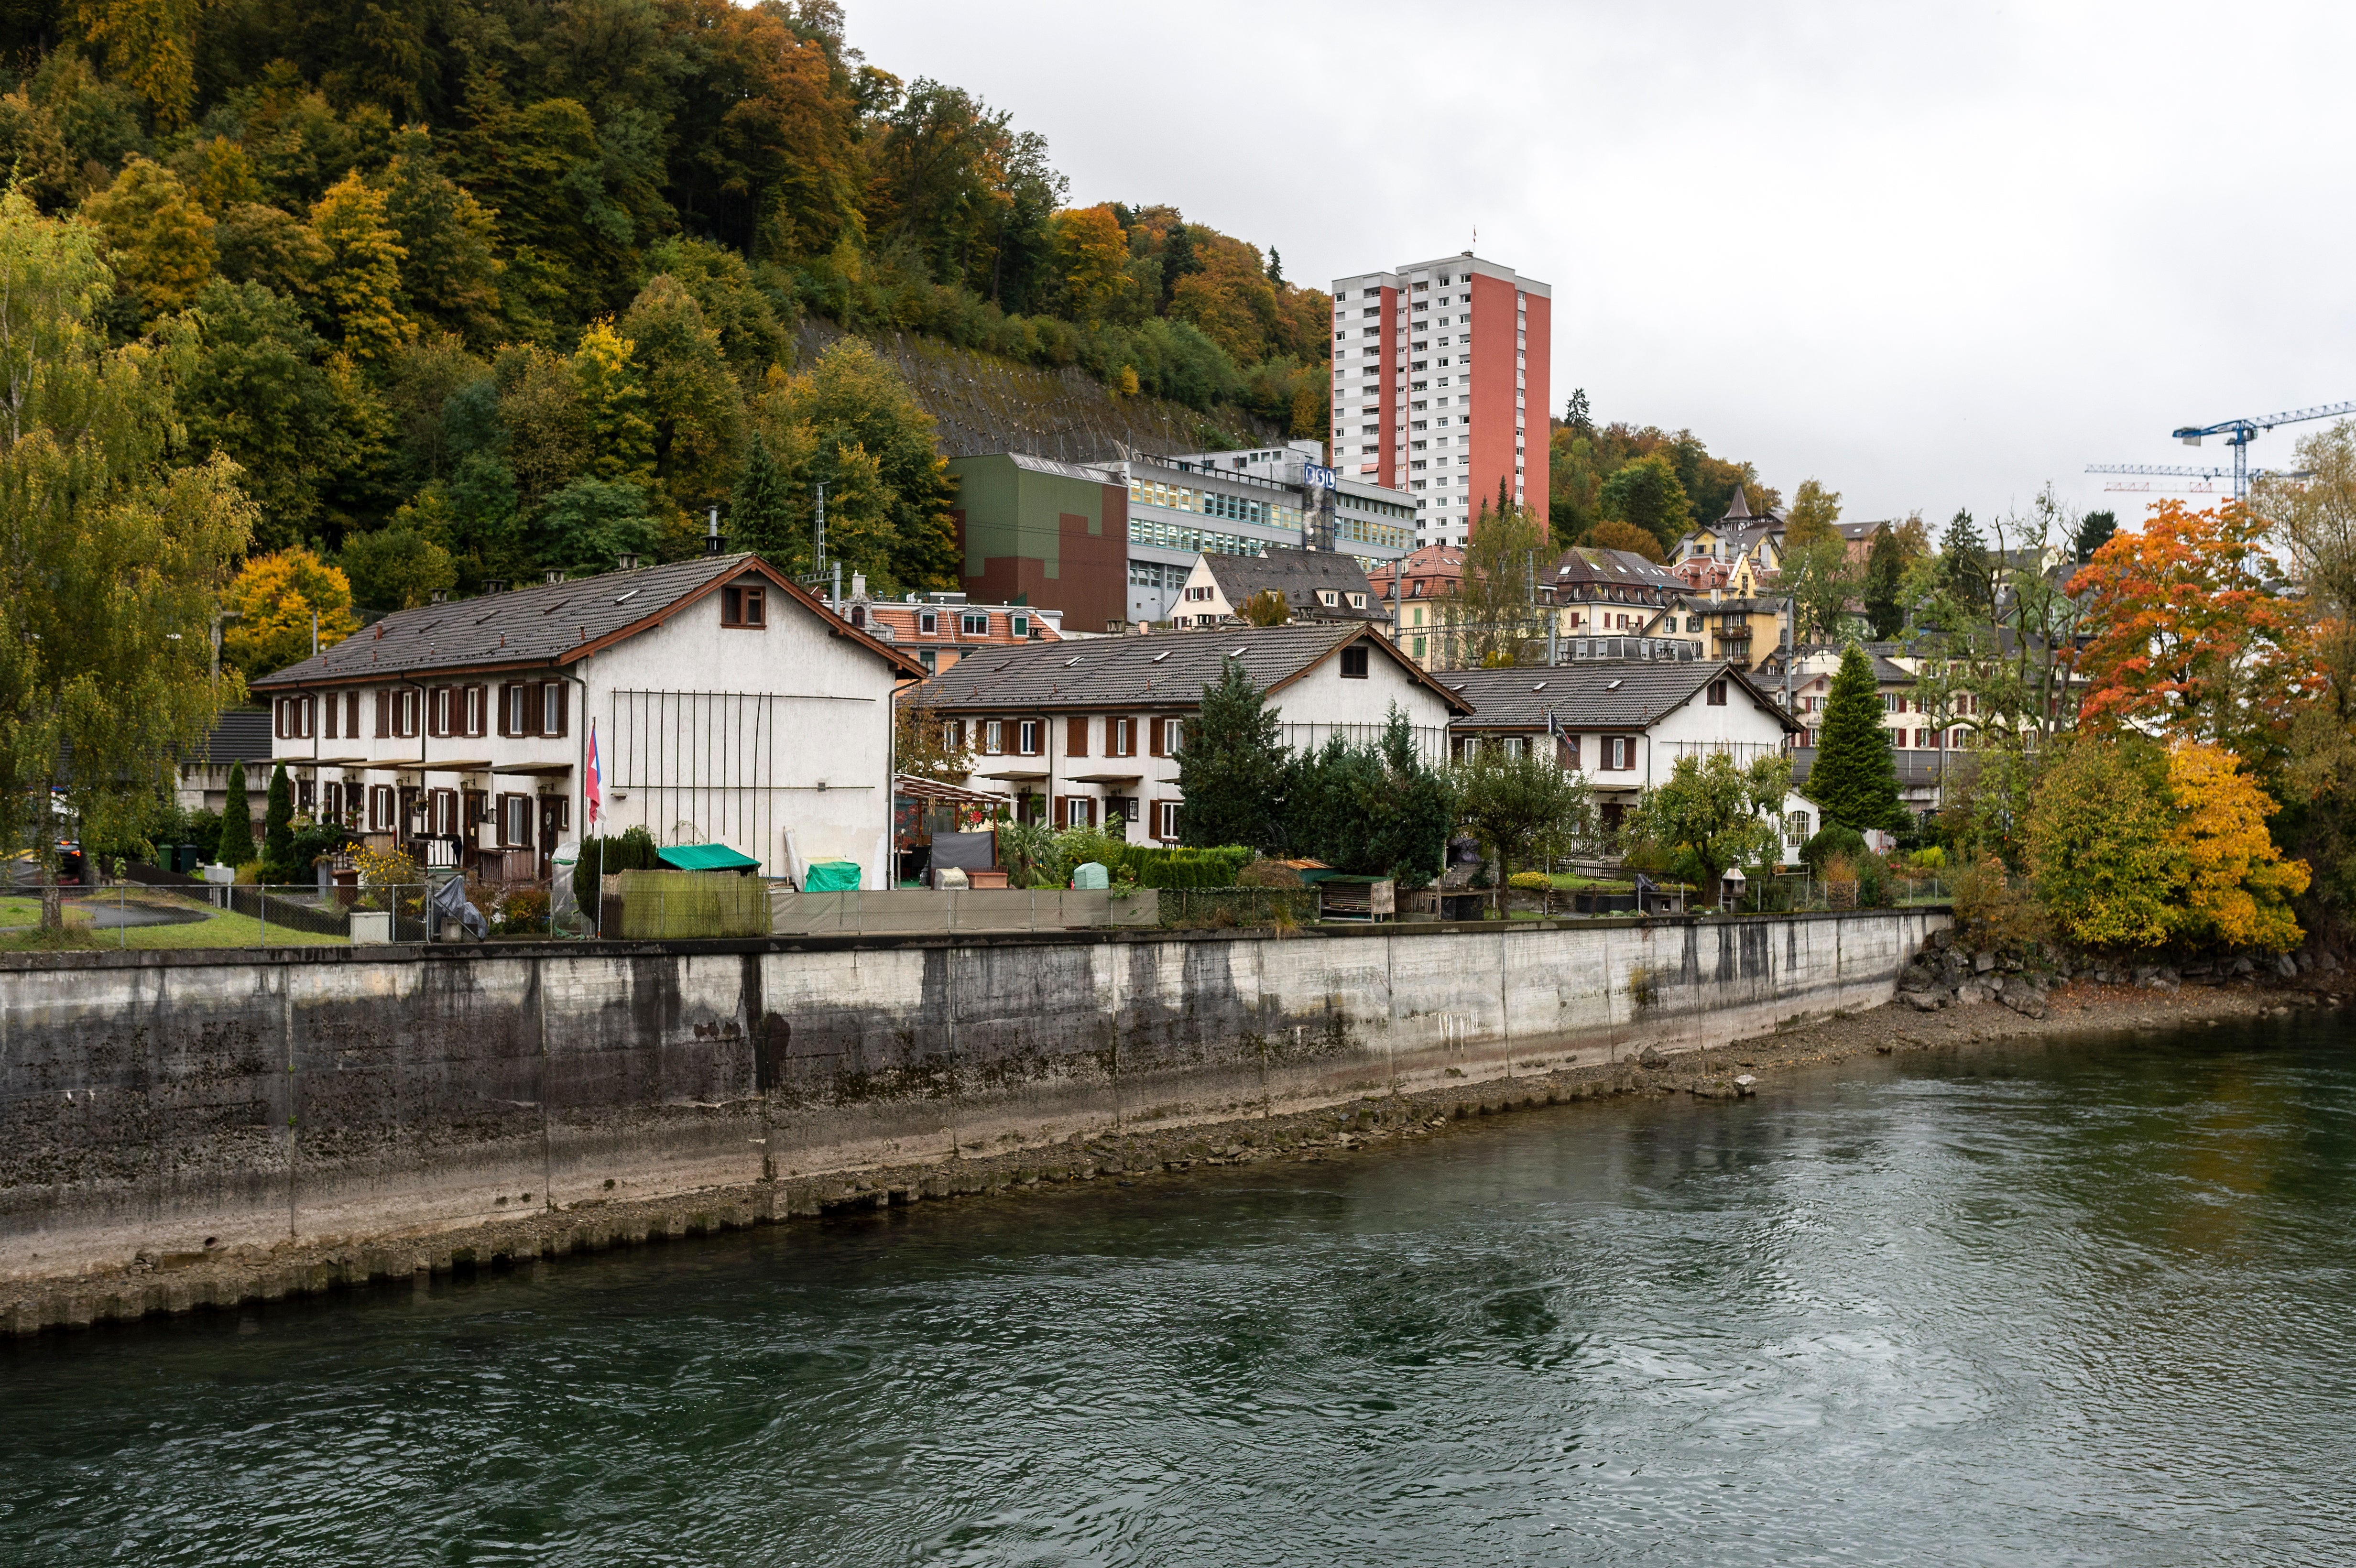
[1118,845,1254,889]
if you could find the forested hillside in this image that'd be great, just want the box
[0,0,1327,640]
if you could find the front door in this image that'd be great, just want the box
[538,795,568,878]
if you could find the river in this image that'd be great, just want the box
[3,1011,2350,1566]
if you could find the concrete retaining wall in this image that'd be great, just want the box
[0,910,1944,1279]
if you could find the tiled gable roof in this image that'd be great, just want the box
[1203,548,1382,619]
[906,624,1471,713]
[249,553,921,687]
[1438,660,1798,733]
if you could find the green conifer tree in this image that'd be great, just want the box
[262,762,297,881]
[727,432,798,565]
[1173,658,1288,851]
[1803,643,1906,834]
[1864,526,1906,640]
[217,760,256,865]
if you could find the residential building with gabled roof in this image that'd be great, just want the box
[247,552,924,888]
[1169,547,1383,628]
[904,623,1470,842]
[1438,656,1802,839]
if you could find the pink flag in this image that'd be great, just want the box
[585,720,602,828]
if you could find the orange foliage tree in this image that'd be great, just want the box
[2069,500,2318,758]
[2168,742,2310,951]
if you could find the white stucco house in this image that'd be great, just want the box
[247,552,925,887]
[903,624,1471,841]
[1438,658,1804,841]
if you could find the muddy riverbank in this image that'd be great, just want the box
[4,973,2335,1338]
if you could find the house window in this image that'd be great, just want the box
[1109,717,1135,757]
[1785,811,1813,844]
[1058,796,1096,829]
[919,648,938,674]
[983,720,1004,755]
[1154,800,1181,840]
[542,682,567,738]
[1318,590,1339,608]
[1011,613,1030,638]
[918,610,939,635]
[1608,737,1633,770]
[1707,679,1728,707]
[721,583,766,628]
[391,688,420,738]
[428,788,460,837]
[464,685,485,737]
[369,784,396,831]
[1016,720,1041,755]
[428,686,451,737]
[1347,592,1367,610]
[1340,645,1370,679]
[500,793,534,847]
[962,612,990,636]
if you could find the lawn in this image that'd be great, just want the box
[0,898,347,951]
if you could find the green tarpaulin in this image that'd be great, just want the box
[657,843,761,872]
[803,859,861,891]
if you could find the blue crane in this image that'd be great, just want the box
[2092,400,2356,500]
[2083,461,2297,495]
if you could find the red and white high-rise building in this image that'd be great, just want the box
[1328,252,1550,548]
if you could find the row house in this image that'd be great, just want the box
[250,553,923,886]
[837,579,1064,678]
[1437,660,1802,836]
[906,624,1468,841]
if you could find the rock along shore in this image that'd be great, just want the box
[4,971,2338,1338]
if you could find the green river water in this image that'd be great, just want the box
[2,1011,2351,1566]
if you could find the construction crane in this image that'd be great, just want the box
[2083,461,2291,496]
[2090,400,2356,500]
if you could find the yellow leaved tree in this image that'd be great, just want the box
[2166,742,2310,951]
[222,547,359,679]
[308,173,412,359]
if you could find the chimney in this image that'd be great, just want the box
[428,590,447,604]
[616,552,639,571]
[705,505,722,556]
[483,580,506,595]
[546,569,565,585]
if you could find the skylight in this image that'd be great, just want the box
[1605,679,1623,690]
[615,588,640,604]
[1151,651,1171,663]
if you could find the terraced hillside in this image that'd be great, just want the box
[798,320,1278,463]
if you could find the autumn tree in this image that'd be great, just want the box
[1784,478,1841,545]
[2028,736,2310,951]
[1579,519,1665,563]
[69,0,198,125]
[79,156,216,325]
[1052,204,1131,323]
[0,192,253,924]
[1239,589,1289,626]
[223,547,358,677]
[570,318,657,489]
[623,274,745,516]
[894,692,973,784]
[308,172,412,359]
[2071,499,2315,762]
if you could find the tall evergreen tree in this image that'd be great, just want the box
[2073,508,2117,565]
[1864,525,1906,639]
[1804,643,1906,834]
[728,432,798,564]
[262,762,298,881]
[217,761,256,865]
[1173,658,1288,850]
[1937,507,1989,607]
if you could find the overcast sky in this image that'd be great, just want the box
[846,0,2356,532]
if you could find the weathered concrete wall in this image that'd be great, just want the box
[0,910,1944,1279]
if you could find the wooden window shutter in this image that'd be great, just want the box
[1067,716,1088,757]
[522,682,545,736]
[347,692,360,738]
[374,690,390,738]
[1148,718,1165,758]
